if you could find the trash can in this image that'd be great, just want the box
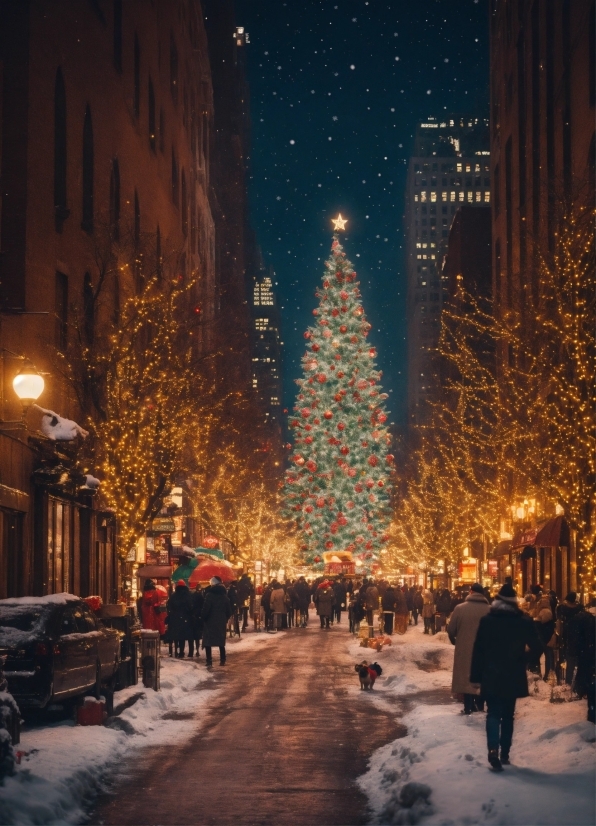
[139,629,161,690]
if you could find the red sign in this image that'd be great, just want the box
[487,559,498,578]
[202,535,219,549]
[324,562,356,575]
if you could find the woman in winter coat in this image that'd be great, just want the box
[470,583,543,771]
[421,589,436,634]
[315,581,335,629]
[201,576,232,666]
[270,581,288,631]
[447,583,490,713]
[140,579,167,635]
[166,580,195,658]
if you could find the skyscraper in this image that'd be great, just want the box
[251,267,283,430]
[404,116,490,425]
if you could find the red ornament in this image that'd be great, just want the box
[331,308,339,317]
[340,291,349,300]
[316,373,327,383]
[339,325,347,333]
[312,343,320,352]
[313,418,320,425]
[337,422,345,431]
[348,468,357,477]
[305,460,317,472]
[369,348,376,357]
[386,454,395,464]
[300,408,311,418]
[304,436,313,444]
[312,309,319,316]
[346,500,355,509]
[325,541,334,549]
[354,483,363,493]
[304,331,311,339]
[366,479,374,489]
[368,455,378,467]
[377,480,385,488]
[313,555,321,563]
[323,410,333,420]
[337,371,345,379]
[316,497,325,508]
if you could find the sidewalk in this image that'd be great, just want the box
[352,623,596,825]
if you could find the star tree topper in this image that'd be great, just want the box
[332,213,347,232]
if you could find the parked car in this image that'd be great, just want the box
[0,593,120,711]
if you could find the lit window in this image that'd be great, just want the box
[441,191,447,201]
[421,191,427,202]
[484,191,490,202]
[456,163,462,172]
[465,164,471,172]
[459,191,464,202]
[414,193,419,201]
[475,191,481,201]
[475,163,480,172]
[467,191,473,202]
[430,191,436,202]
[450,191,456,202]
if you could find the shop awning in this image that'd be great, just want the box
[511,516,569,550]
[136,565,173,580]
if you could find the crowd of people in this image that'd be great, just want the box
[137,571,595,769]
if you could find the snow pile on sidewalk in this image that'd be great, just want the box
[352,625,596,826]
[0,656,214,825]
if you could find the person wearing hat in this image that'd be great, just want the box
[201,576,232,666]
[314,580,335,629]
[470,584,543,771]
[447,583,490,714]
[166,580,194,658]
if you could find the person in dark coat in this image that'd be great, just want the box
[294,576,311,627]
[190,585,204,658]
[333,578,348,624]
[381,585,397,634]
[573,600,596,722]
[470,583,543,771]
[236,574,254,631]
[201,576,232,666]
[261,583,273,631]
[435,588,452,632]
[412,587,423,626]
[556,592,584,686]
[166,580,195,658]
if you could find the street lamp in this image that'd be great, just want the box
[0,353,45,429]
[12,359,45,409]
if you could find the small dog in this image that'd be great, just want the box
[355,660,383,690]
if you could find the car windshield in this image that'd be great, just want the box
[0,604,53,648]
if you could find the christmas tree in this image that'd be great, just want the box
[283,218,394,573]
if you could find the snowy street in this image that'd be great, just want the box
[1,618,593,826]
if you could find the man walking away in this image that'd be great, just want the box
[447,583,490,714]
[167,580,194,658]
[574,598,596,722]
[470,583,543,771]
[381,585,397,634]
[435,588,452,632]
[315,580,335,629]
[294,576,311,627]
[201,576,232,667]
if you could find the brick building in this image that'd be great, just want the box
[0,0,248,600]
[490,0,594,312]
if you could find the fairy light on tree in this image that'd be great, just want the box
[282,217,394,573]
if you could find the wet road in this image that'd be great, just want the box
[90,622,405,826]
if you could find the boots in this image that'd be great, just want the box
[488,749,503,772]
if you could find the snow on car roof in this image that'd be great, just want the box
[0,594,79,648]
[0,593,80,607]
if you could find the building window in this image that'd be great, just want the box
[134,33,140,118]
[458,191,464,202]
[81,106,94,233]
[484,191,490,202]
[170,34,178,103]
[113,0,122,73]
[450,192,455,201]
[181,170,188,236]
[109,158,120,240]
[54,68,68,229]
[171,150,179,206]
[430,192,436,202]
[148,78,156,152]
[55,271,68,352]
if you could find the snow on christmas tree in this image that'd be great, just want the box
[283,218,394,573]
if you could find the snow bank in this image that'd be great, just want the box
[0,657,214,825]
[354,624,596,826]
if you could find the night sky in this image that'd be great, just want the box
[235,0,490,425]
